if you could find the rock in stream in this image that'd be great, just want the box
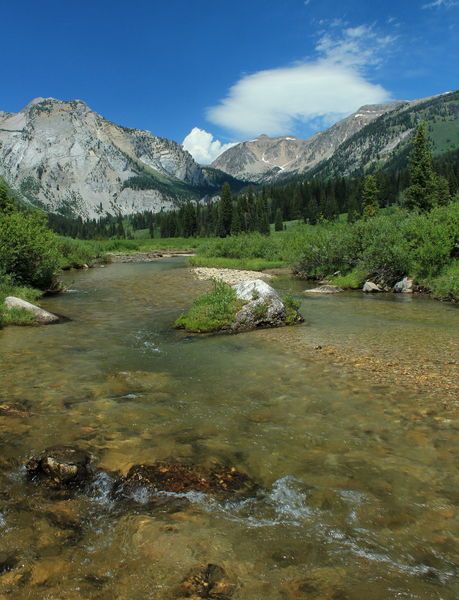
[26,446,93,488]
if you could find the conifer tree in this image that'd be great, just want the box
[274,207,283,231]
[230,203,242,235]
[259,208,270,235]
[361,175,380,218]
[433,176,451,206]
[405,121,436,211]
[218,182,232,237]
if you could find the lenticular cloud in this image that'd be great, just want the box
[206,24,393,137]
[207,62,390,138]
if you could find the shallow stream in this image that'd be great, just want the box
[0,259,458,599]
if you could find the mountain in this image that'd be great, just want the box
[309,90,459,179]
[0,98,238,218]
[211,101,406,182]
[211,91,459,182]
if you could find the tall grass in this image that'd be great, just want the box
[175,280,246,332]
[0,274,43,326]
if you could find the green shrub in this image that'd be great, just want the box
[197,233,283,261]
[424,260,459,300]
[0,210,59,289]
[294,203,459,286]
[175,280,246,332]
[251,300,270,320]
[354,213,412,283]
[56,237,106,269]
[329,268,367,289]
[295,223,357,278]
[402,202,459,278]
[281,294,302,324]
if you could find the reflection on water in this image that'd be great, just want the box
[0,260,458,599]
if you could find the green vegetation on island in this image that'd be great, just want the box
[174,280,246,333]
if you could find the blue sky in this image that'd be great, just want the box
[1,0,458,162]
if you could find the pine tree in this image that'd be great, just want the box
[433,175,451,206]
[230,204,242,235]
[259,208,270,235]
[361,175,380,218]
[218,182,232,237]
[274,208,283,231]
[405,121,436,211]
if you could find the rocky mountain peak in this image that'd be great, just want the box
[211,99,414,182]
[0,98,217,218]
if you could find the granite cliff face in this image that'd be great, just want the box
[211,101,407,182]
[0,98,213,218]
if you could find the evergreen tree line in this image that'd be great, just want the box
[47,123,459,240]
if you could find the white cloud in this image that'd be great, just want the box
[316,25,396,68]
[182,127,238,164]
[423,0,459,7]
[206,25,394,138]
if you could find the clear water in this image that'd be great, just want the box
[0,259,458,599]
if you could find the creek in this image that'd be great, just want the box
[0,258,458,599]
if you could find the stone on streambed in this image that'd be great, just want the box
[3,296,60,324]
[304,285,343,294]
[231,279,303,332]
[362,281,382,293]
[112,461,257,500]
[176,563,236,599]
[26,446,93,488]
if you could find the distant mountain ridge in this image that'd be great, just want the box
[211,91,459,182]
[1,92,457,219]
[0,98,237,218]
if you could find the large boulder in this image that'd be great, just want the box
[304,285,343,294]
[4,296,59,324]
[26,446,93,488]
[362,281,382,293]
[231,279,303,332]
[394,277,413,293]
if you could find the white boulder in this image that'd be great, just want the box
[362,281,382,293]
[4,296,60,324]
[231,279,302,332]
[394,277,413,293]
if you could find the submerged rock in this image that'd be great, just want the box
[177,563,236,599]
[362,281,382,293]
[26,446,92,488]
[283,567,348,599]
[231,279,303,332]
[0,403,30,418]
[394,276,413,293]
[4,296,60,324]
[304,285,343,294]
[113,461,257,500]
